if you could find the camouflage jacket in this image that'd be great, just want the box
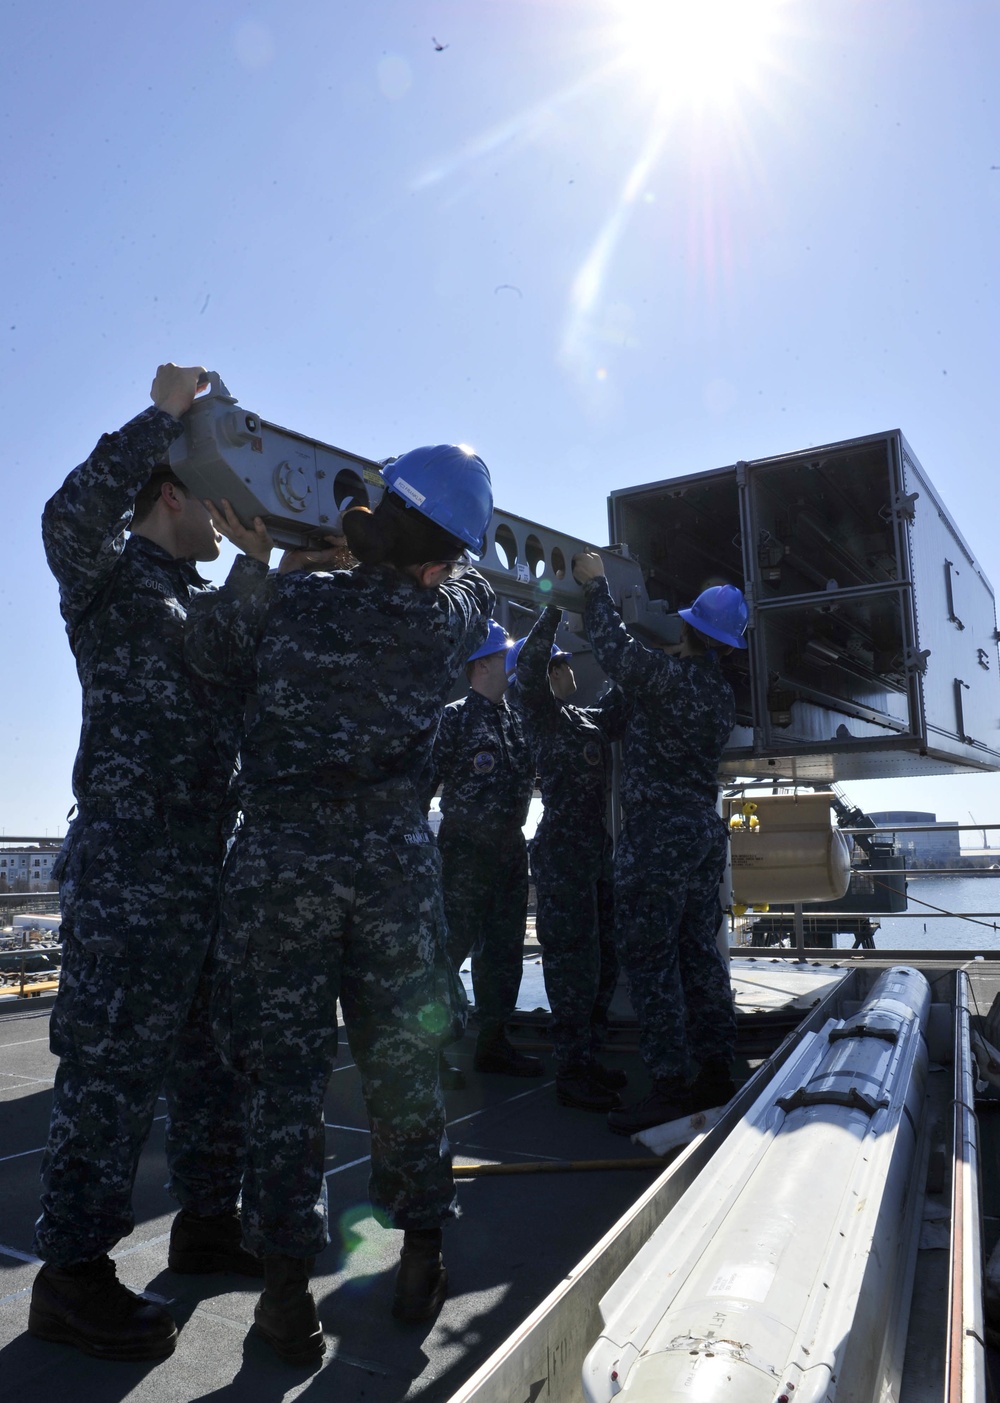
[427,690,535,851]
[582,577,735,816]
[41,405,263,818]
[185,562,494,811]
[514,605,629,849]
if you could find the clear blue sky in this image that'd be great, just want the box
[3,0,998,836]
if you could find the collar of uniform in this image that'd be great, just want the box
[356,561,414,583]
[467,687,508,713]
[127,533,211,587]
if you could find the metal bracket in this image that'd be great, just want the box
[828,1024,899,1045]
[944,558,965,630]
[776,1086,889,1117]
[200,370,237,404]
[954,678,974,745]
[903,646,931,675]
[273,460,312,513]
[892,490,919,521]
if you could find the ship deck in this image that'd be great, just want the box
[0,958,864,1402]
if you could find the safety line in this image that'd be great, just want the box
[452,1140,566,1165]
[0,1145,43,1166]
[318,1084,555,1179]
[324,1154,371,1179]
[445,1080,556,1130]
[0,1241,40,1265]
[871,874,1000,932]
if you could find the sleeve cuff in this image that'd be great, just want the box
[225,553,271,592]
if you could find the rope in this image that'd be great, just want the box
[870,874,1000,935]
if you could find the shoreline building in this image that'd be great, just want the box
[866,812,961,869]
[0,842,61,893]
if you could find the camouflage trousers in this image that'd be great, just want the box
[437,828,528,1037]
[614,809,736,1082]
[34,810,248,1267]
[214,799,459,1259]
[532,831,619,1073]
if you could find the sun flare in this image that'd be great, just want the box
[611,0,788,109]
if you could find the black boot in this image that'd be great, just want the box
[684,1058,737,1113]
[589,1060,628,1091]
[392,1228,448,1323]
[555,1066,622,1112]
[28,1255,177,1361]
[254,1254,325,1365]
[438,1051,467,1091]
[473,1030,543,1077]
[607,1078,688,1136]
[168,1208,264,1277]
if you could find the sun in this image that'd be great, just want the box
[609,0,789,110]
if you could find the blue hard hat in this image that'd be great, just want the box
[505,637,573,678]
[678,585,749,649]
[468,619,511,663]
[381,445,493,554]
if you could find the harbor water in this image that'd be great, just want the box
[850,873,1000,953]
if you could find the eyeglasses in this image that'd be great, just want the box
[423,550,474,579]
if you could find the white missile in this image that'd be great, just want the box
[583,966,931,1403]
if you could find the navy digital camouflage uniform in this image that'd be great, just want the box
[36,405,261,1266]
[426,689,535,1039]
[515,606,629,1073]
[582,577,737,1083]
[185,561,493,1258]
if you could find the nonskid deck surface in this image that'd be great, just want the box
[0,960,843,1402]
[0,1000,654,1402]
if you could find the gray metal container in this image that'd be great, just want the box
[608,431,1000,780]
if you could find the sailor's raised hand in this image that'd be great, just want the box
[571,551,605,585]
[205,498,273,564]
[278,534,354,574]
[150,363,209,419]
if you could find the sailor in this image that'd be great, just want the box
[185,444,495,1363]
[571,551,747,1135]
[510,606,630,1110]
[426,622,542,1079]
[30,364,272,1362]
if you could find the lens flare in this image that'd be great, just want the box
[612,0,788,109]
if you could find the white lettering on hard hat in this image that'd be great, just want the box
[393,476,427,508]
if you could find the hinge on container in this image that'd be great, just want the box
[903,646,931,674]
[892,490,919,521]
[978,648,991,671]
